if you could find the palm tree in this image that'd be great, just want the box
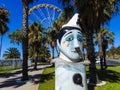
[28,22,44,69]
[101,28,114,69]
[39,46,51,61]
[115,46,120,58]
[8,22,45,70]
[109,46,116,59]
[45,27,57,59]
[95,28,114,69]
[53,12,66,31]
[21,0,37,80]
[0,7,9,59]
[45,12,67,58]
[58,0,74,21]
[94,0,118,71]
[62,0,98,84]
[8,29,22,45]
[58,0,120,85]
[75,0,117,83]
[3,47,20,59]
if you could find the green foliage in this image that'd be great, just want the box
[53,12,66,30]
[28,21,44,46]
[8,29,22,45]
[8,22,51,59]
[94,28,114,46]
[28,22,50,58]
[0,7,9,59]
[39,46,50,58]
[3,47,20,59]
[106,46,120,59]
[0,7,9,35]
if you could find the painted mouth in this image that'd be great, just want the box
[71,50,79,53]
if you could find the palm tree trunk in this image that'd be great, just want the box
[34,56,37,69]
[22,2,29,80]
[34,49,38,70]
[98,32,104,70]
[103,49,107,69]
[86,33,98,85]
[0,35,2,60]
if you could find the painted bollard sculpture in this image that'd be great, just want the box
[55,13,87,90]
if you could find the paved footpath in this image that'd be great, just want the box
[0,64,51,90]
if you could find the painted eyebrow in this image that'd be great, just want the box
[78,32,82,34]
[64,31,72,37]
[77,32,82,36]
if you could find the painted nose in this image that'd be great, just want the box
[75,47,80,53]
[73,39,79,48]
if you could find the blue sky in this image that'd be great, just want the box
[0,0,62,59]
[0,0,120,59]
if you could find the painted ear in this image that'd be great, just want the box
[57,39,60,48]
[57,39,62,53]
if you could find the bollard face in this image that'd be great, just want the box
[57,29,83,62]
[55,60,87,90]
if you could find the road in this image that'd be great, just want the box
[96,59,120,66]
[106,60,120,66]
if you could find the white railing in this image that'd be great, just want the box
[0,59,32,70]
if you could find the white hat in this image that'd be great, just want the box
[62,13,81,29]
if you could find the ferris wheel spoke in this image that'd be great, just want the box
[46,7,52,26]
[37,8,46,20]
[28,4,62,28]
[58,12,62,18]
[31,12,42,22]
[52,9,55,21]
[41,18,50,26]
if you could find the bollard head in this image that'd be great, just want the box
[57,13,83,62]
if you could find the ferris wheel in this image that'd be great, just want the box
[28,4,62,28]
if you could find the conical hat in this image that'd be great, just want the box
[62,13,81,29]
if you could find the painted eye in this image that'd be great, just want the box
[77,35,82,41]
[77,37,82,41]
[66,37,73,41]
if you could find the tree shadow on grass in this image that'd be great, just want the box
[97,68,120,83]
[40,70,55,83]
[87,66,120,90]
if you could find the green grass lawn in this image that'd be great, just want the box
[39,66,120,90]
[0,69,14,75]
[0,66,21,75]
[95,66,120,90]
[39,66,55,90]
